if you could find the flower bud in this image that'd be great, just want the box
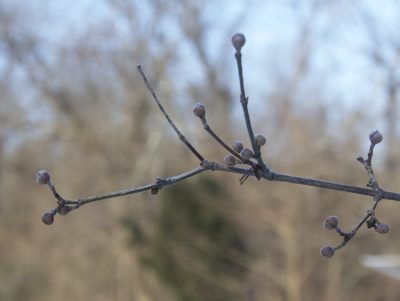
[151,188,159,195]
[36,170,50,185]
[254,134,266,147]
[375,223,390,234]
[320,246,335,258]
[369,130,383,144]
[323,216,338,230]
[224,155,236,167]
[232,140,243,153]
[42,212,55,225]
[240,148,254,160]
[193,103,205,118]
[231,33,246,50]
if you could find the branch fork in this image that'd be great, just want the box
[36,33,399,259]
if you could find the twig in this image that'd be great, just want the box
[193,105,260,171]
[232,34,272,178]
[37,34,400,260]
[41,162,400,212]
[48,166,207,209]
[320,131,388,258]
[136,65,204,162]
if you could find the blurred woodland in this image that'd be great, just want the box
[1,0,400,300]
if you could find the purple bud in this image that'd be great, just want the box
[375,223,390,234]
[369,130,383,144]
[36,170,51,185]
[193,103,205,118]
[231,33,246,50]
[224,155,236,167]
[254,134,267,147]
[41,212,55,225]
[320,246,335,258]
[240,148,254,160]
[323,216,338,230]
[232,141,244,153]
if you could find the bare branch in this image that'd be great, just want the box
[232,34,272,179]
[136,64,204,162]
[36,33,400,260]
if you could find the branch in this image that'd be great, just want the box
[36,157,400,216]
[136,65,204,162]
[232,34,272,179]
[320,130,389,258]
[36,33,400,260]
[36,166,207,223]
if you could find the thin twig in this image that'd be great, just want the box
[62,166,207,207]
[45,164,400,211]
[234,50,272,178]
[322,136,387,256]
[137,65,204,162]
[197,114,259,170]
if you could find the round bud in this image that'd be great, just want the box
[240,148,254,160]
[323,216,338,230]
[254,134,266,147]
[320,246,335,258]
[151,188,159,195]
[369,130,383,144]
[224,155,236,167]
[193,103,205,118]
[375,223,390,234]
[232,140,243,153]
[231,33,246,50]
[36,170,51,185]
[41,212,55,225]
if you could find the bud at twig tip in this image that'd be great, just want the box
[375,223,390,234]
[232,33,246,50]
[193,103,205,118]
[254,134,267,147]
[36,170,51,185]
[323,216,339,230]
[42,211,55,225]
[320,246,335,258]
[369,130,383,144]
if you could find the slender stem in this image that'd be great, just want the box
[50,164,400,210]
[366,143,374,165]
[47,181,65,204]
[234,51,272,177]
[63,167,206,207]
[199,115,258,169]
[137,65,204,162]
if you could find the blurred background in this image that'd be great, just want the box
[1,0,400,300]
